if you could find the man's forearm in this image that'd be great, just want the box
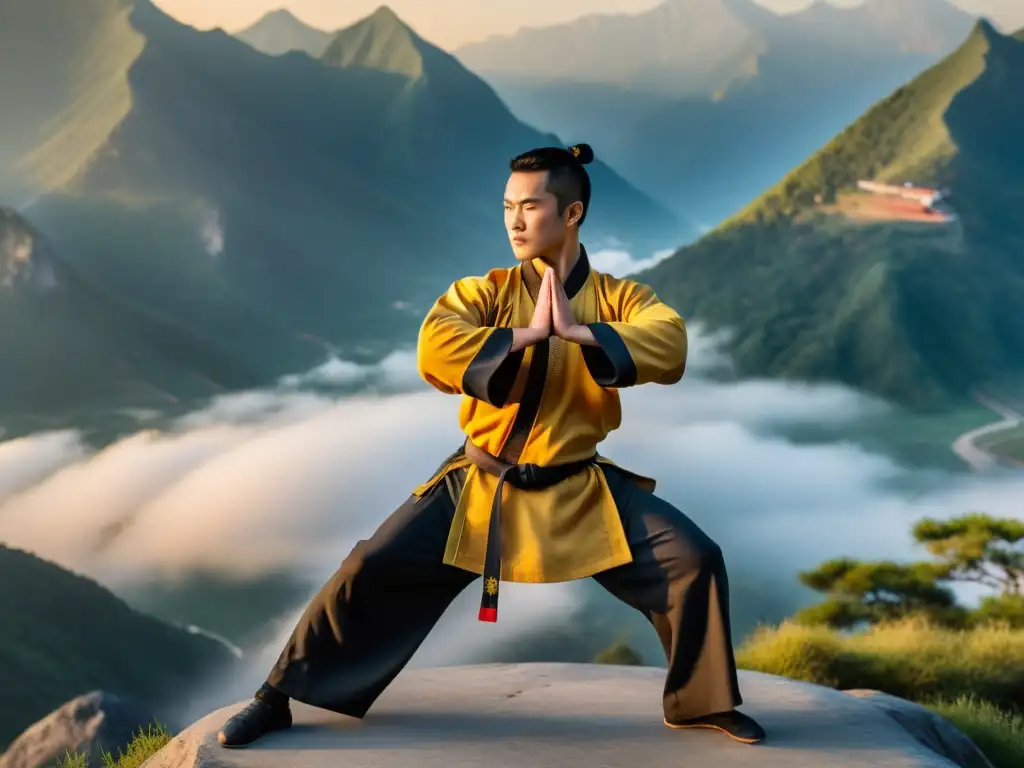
[511,324,599,352]
[511,327,547,352]
[562,324,598,346]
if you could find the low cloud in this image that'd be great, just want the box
[3,323,1017,599]
[588,247,676,277]
[0,430,88,505]
[277,349,422,392]
[197,202,224,257]
[2,316,1022,719]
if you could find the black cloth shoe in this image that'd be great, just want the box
[217,688,292,749]
[664,709,765,744]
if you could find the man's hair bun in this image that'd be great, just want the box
[568,144,594,165]
[508,143,595,225]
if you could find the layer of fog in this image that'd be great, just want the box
[2,317,1022,719]
[197,201,224,257]
[588,246,675,276]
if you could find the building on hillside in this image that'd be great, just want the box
[856,180,946,209]
[855,180,958,222]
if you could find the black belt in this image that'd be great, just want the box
[463,439,597,622]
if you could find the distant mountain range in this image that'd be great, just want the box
[0,1,676,434]
[0,543,233,750]
[457,0,971,90]
[454,0,979,226]
[638,19,1024,407]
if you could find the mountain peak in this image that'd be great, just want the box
[357,5,414,41]
[263,8,302,23]
[235,6,332,56]
[972,16,1000,41]
[366,5,402,26]
[243,7,318,33]
[320,5,426,78]
[962,15,1020,58]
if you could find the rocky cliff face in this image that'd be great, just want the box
[0,208,58,293]
[0,690,170,768]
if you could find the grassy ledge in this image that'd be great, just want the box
[58,723,171,768]
[735,618,1024,768]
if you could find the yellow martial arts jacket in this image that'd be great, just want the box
[412,244,688,583]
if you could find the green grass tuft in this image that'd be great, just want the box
[57,722,171,768]
[736,618,1024,767]
[736,617,1024,713]
[57,752,87,768]
[593,642,644,666]
[925,697,1024,768]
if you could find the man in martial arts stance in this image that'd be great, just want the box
[218,143,765,747]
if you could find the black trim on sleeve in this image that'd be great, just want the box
[582,322,638,388]
[462,328,523,406]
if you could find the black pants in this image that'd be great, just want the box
[266,465,743,721]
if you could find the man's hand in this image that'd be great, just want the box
[531,267,553,335]
[511,268,553,352]
[551,272,596,346]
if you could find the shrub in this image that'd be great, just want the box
[736,617,1024,714]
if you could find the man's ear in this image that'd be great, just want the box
[565,201,584,227]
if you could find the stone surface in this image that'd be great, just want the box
[142,664,974,768]
[0,691,166,768]
[844,690,996,768]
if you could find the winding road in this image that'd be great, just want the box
[177,623,244,659]
[951,393,1024,471]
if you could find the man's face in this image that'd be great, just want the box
[504,170,573,262]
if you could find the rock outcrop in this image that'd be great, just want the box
[0,208,58,292]
[0,691,169,768]
[844,689,995,768]
[140,663,989,768]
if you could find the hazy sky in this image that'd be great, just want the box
[152,0,1024,49]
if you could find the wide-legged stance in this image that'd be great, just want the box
[265,463,742,721]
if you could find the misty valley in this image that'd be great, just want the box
[2,1,1024,766]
